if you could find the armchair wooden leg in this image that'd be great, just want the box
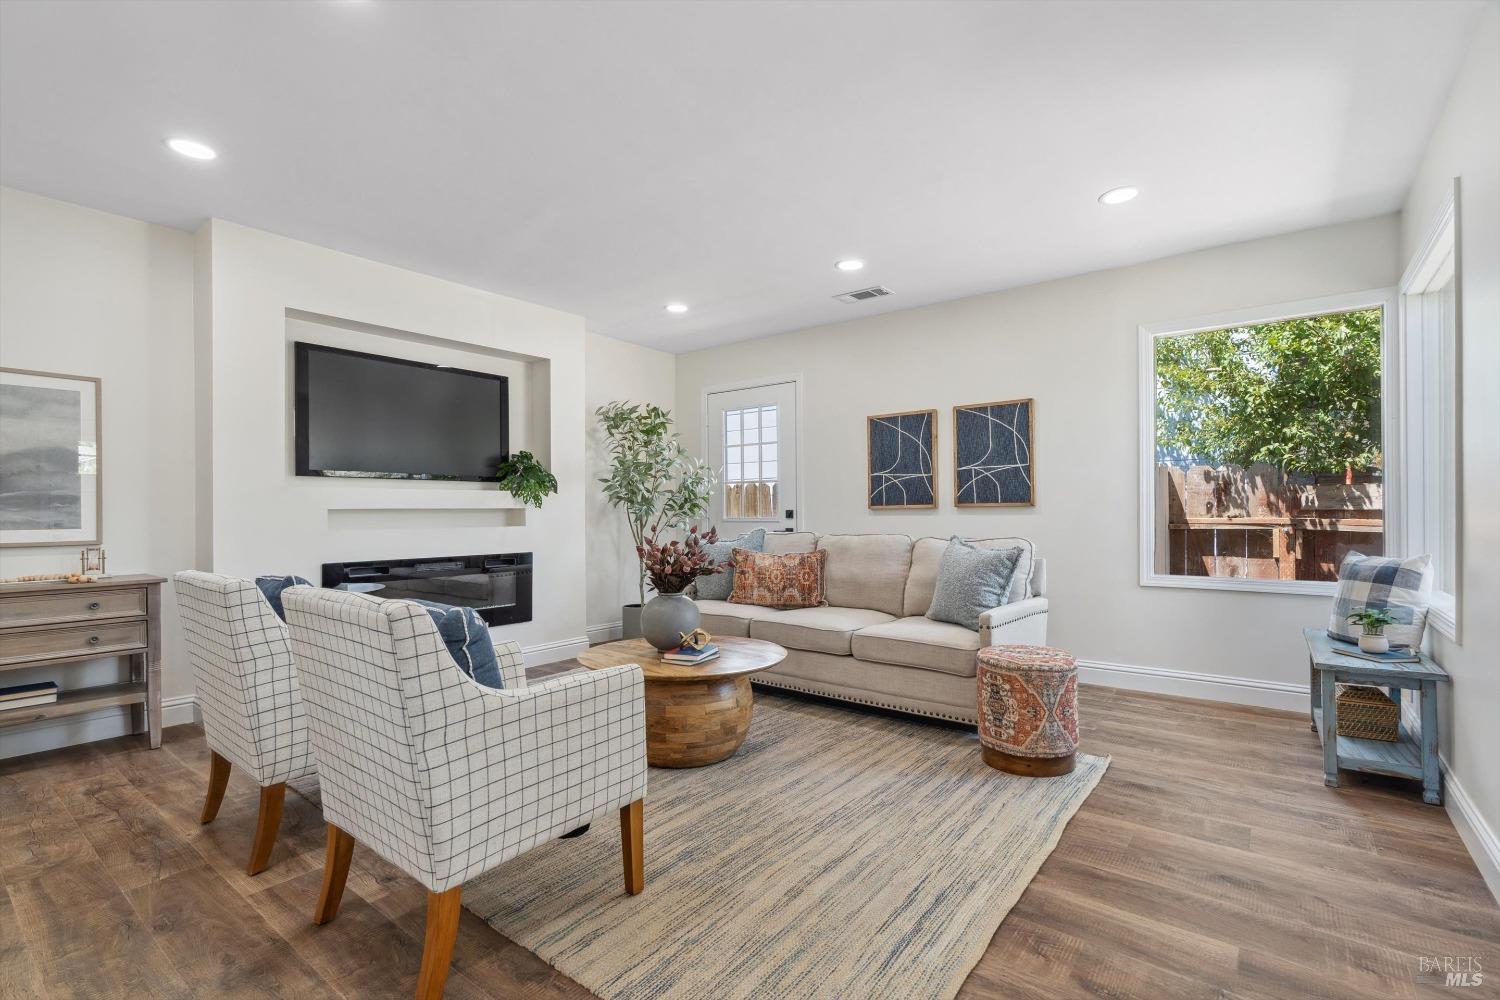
[620,799,644,895]
[414,886,463,1000]
[313,823,356,925]
[245,782,286,876]
[200,751,231,824]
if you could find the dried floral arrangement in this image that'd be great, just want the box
[636,525,722,595]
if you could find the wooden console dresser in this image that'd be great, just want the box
[0,575,165,750]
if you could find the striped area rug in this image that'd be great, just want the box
[462,690,1109,1000]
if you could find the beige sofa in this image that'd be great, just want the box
[695,532,1048,725]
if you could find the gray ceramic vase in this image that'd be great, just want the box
[641,591,700,651]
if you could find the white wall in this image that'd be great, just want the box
[1399,5,1500,899]
[677,215,1400,705]
[0,187,197,755]
[199,220,590,663]
[583,331,676,639]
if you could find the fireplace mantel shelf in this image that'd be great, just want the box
[301,486,529,512]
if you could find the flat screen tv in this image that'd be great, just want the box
[294,342,508,481]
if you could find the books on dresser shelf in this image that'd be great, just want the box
[662,644,720,665]
[0,681,60,711]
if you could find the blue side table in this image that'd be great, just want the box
[1305,628,1449,804]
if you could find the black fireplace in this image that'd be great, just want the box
[321,552,532,627]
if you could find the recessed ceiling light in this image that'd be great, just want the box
[166,137,217,160]
[1098,185,1138,205]
[665,302,689,314]
[835,259,865,272]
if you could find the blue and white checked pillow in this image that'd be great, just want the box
[1327,552,1432,650]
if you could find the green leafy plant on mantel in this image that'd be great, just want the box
[596,401,716,604]
[495,451,559,508]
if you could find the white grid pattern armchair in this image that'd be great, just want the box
[282,586,647,1000]
[172,570,317,875]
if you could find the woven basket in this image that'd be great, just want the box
[1336,684,1399,742]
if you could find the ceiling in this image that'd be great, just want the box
[0,1,1484,352]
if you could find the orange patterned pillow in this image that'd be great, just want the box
[728,549,828,609]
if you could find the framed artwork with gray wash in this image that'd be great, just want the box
[954,397,1034,507]
[0,368,102,547]
[867,409,937,509]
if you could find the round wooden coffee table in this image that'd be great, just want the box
[577,637,786,768]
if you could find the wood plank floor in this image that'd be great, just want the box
[2,671,1496,999]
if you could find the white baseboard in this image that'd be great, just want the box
[586,621,622,645]
[520,635,590,667]
[1442,757,1500,905]
[162,693,199,727]
[1077,657,1309,712]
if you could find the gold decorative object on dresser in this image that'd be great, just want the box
[0,574,164,749]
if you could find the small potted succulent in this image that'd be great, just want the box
[637,525,722,651]
[1346,606,1399,654]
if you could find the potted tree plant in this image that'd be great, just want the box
[637,526,722,650]
[596,401,716,638]
[1346,606,1400,654]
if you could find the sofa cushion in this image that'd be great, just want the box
[695,599,784,638]
[763,531,818,554]
[904,536,1035,616]
[851,616,985,677]
[751,606,895,656]
[816,534,913,617]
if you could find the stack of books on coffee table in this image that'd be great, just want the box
[662,643,719,665]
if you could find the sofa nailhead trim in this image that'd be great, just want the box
[981,608,1048,629]
[751,677,977,726]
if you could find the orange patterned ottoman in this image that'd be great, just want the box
[976,644,1078,776]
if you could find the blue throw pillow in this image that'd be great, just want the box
[404,599,504,689]
[694,528,767,601]
[255,575,313,622]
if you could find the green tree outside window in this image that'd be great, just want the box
[1155,308,1382,479]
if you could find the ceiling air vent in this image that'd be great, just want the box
[834,285,892,304]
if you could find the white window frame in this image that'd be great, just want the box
[1395,179,1461,641]
[1138,287,1400,596]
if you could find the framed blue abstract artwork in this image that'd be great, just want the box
[867,409,937,509]
[953,398,1034,507]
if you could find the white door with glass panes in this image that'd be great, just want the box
[706,382,798,537]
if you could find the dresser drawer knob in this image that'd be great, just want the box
[88,635,101,645]
[88,601,101,611]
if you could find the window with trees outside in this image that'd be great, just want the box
[1141,292,1392,592]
